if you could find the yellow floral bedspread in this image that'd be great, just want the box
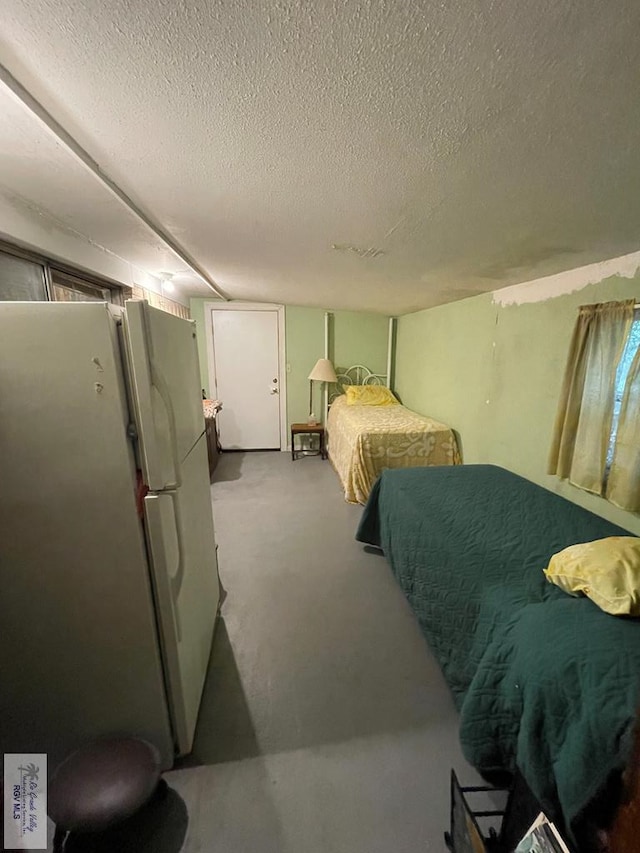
[327,396,460,504]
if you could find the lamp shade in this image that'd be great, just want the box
[308,358,338,383]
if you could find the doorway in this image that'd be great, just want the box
[206,304,286,450]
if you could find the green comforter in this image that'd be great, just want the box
[356,464,640,834]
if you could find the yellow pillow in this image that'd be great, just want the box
[544,537,640,616]
[344,385,399,407]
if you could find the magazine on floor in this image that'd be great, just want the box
[514,812,571,853]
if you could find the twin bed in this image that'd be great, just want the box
[356,463,640,844]
[323,364,638,840]
[326,365,639,841]
[326,365,459,503]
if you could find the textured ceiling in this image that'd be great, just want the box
[0,88,209,294]
[2,0,640,313]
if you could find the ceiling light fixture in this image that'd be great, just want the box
[159,272,175,293]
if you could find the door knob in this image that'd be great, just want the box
[270,387,279,395]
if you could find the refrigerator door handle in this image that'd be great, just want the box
[168,489,186,620]
[123,302,182,491]
[149,360,182,489]
[144,492,183,643]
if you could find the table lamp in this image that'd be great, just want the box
[308,358,337,424]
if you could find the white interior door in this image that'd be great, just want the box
[211,309,282,449]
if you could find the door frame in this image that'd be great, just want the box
[204,302,288,451]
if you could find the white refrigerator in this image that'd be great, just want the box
[0,300,220,769]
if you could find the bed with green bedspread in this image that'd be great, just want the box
[356,464,640,836]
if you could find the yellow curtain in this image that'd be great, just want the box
[548,300,635,495]
[607,344,640,511]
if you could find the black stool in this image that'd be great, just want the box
[48,737,164,851]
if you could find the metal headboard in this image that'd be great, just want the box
[328,364,388,404]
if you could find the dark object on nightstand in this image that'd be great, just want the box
[291,423,327,460]
[48,737,164,851]
[203,399,222,479]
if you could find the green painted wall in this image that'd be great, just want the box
[332,311,389,376]
[395,272,640,534]
[190,298,390,427]
[285,307,390,423]
[284,305,325,425]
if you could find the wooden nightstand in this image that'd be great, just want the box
[291,423,327,461]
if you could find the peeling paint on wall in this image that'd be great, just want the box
[492,250,640,306]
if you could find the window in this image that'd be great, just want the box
[0,241,189,319]
[0,243,128,305]
[549,299,640,511]
[0,250,47,300]
[50,269,122,304]
[605,310,640,478]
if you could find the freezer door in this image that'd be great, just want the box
[143,436,220,754]
[123,300,206,491]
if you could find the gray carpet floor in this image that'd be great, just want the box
[164,451,485,853]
